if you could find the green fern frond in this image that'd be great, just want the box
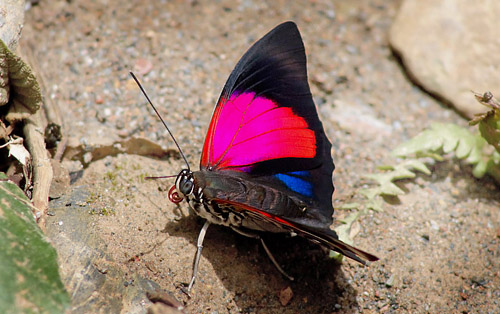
[363,159,431,197]
[393,123,486,160]
[333,157,429,253]
[393,122,500,181]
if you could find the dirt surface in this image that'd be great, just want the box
[23,0,499,313]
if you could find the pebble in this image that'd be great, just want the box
[134,58,153,75]
[385,274,395,287]
[278,286,293,306]
[430,220,439,231]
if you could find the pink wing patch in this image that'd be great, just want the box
[201,92,316,171]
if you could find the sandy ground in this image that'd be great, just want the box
[22,0,499,313]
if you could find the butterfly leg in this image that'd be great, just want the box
[260,238,295,281]
[230,227,294,281]
[187,220,211,293]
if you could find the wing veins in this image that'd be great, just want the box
[231,57,305,94]
[212,93,259,168]
[232,127,313,147]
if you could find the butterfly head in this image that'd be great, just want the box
[175,169,195,197]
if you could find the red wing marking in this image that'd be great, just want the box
[200,92,316,171]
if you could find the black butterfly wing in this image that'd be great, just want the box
[200,21,335,227]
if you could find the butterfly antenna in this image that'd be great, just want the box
[145,175,178,180]
[130,72,191,171]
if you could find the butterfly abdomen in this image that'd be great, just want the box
[185,190,245,228]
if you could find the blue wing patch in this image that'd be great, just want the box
[274,171,313,197]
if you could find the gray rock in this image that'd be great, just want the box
[390,0,500,118]
[46,186,163,313]
[0,0,25,49]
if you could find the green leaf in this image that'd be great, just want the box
[366,177,405,196]
[393,123,485,162]
[392,122,500,181]
[359,187,379,200]
[339,211,361,225]
[484,152,500,182]
[415,151,444,161]
[0,39,41,123]
[365,197,384,212]
[331,210,363,262]
[478,111,500,154]
[334,211,361,246]
[0,174,70,314]
[357,159,430,213]
[471,158,486,177]
[364,160,427,196]
[338,202,360,210]
[401,159,432,175]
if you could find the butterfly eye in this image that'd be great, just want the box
[179,179,194,195]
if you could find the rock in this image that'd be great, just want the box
[46,186,161,313]
[49,159,70,199]
[390,0,500,118]
[147,303,184,314]
[0,0,25,49]
[278,286,293,306]
[146,291,185,314]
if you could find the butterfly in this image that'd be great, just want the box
[132,21,378,293]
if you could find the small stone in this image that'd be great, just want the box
[83,152,93,164]
[430,220,439,231]
[96,95,104,104]
[278,286,293,306]
[460,290,468,300]
[385,274,395,287]
[134,58,153,76]
[325,9,336,20]
[124,279,134,287]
